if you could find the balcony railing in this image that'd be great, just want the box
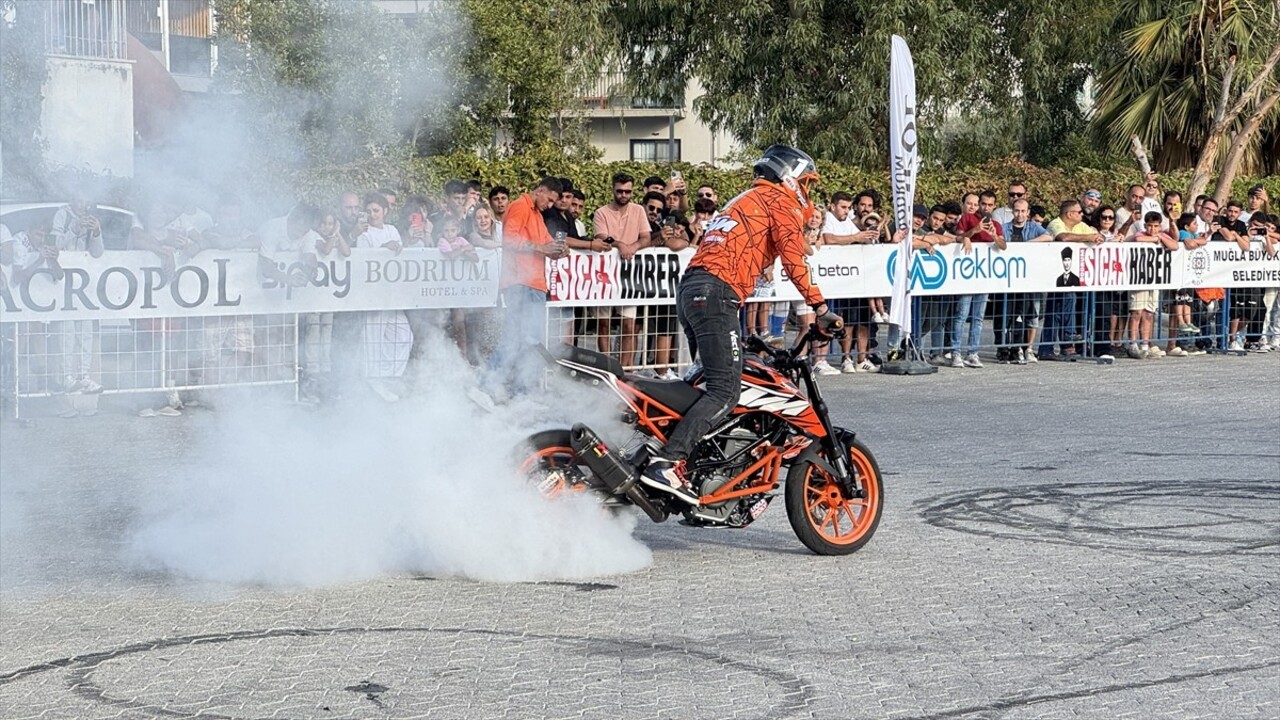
[128,0,213,76]
[581,70,683,111]
[43,0,128,61]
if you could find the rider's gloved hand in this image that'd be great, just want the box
[814,310,844,339]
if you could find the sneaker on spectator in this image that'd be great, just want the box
[1126,343,1143,359]
[63,375,83,394]
[963,353,984,368]
[1142,346,1162,359]
[1228,339,1245,352]
[1016,348,1027,365]
[857,359,878,373]
[813,360,841,376]
[871,312,886,324]
[1025,349,1038,364]
[949,353,965,368]
[79,376,103,394]
[658,369,681,380]
[928,354,944,366]
[1179,322,1200,334]
[156,405,182,417]
[1188,346,1207,355]
[165,388,183,410]
[1167,346,1188,357]
[841,357,858,374]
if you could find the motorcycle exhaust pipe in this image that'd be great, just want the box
[569,423,668,523]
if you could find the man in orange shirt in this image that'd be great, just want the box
[640,145,841,503]
[491,177,567,394]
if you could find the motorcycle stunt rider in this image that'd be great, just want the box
[641,145,842,504]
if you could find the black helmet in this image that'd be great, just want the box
[753,145,819,186]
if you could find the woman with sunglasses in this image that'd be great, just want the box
[1087,205,1126,356]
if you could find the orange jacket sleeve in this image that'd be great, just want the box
[773,203,824,306]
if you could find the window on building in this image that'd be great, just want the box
[631,140,682,163]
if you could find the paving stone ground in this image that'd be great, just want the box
[2,352,1278,719]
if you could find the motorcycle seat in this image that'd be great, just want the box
[627,376,703,414]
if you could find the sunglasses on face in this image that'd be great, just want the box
[614,188,633,195]
[698,193,714,199]
[1009,192,1025,198]
[1101,214,1115,220]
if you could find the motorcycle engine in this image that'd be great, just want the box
[684,424,772,527]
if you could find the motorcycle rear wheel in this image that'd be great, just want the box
[518,429,596,498]
[784,435,883,555]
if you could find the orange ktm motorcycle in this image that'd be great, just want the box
[518,327,883,555]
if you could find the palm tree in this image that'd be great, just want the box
[1092,0,1280,200]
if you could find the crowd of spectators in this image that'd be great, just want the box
[1,171,1277,416]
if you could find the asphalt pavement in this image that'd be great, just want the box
[1,351,1277,719]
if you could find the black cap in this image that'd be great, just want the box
[912,203,929,219]
[1250,183,1265,195]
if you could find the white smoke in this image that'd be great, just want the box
[124,334,653,587]
[1,1,656,591]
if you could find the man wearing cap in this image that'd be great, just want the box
[1080,189,1104,226]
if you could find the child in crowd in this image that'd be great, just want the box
[863,213,889,323]
[749,266,775,340]
[1127,211,1177,358]
[1171,213,1199,336]
[436,217,476,352]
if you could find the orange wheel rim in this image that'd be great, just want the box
[803,446,880,544]
[520,445,589,498]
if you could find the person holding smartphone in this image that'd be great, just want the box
[50,196,106,396]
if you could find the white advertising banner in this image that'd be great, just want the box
[3,243,1275,321]
[0,247,501,322]
[888,35,918,332]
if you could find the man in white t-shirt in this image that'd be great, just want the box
[818,192,879,374]
[990,181,1026,225]
[49,197,106,395]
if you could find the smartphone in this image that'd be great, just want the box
[410,211,424,230]
[663,216,677,229]
[1252,227,1267,236]
[604,236,616,244]
[671,170,683,181]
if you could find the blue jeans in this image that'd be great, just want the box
[1041,293,1078,355]
[664,270,743,460]
[925,296,954,354]
[488,285,548,394]
[951,294,988,355]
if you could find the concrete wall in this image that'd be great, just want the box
[40,56,135,177]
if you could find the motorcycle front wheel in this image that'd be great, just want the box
[784,435,883,555]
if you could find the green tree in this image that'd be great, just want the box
[604,0,1018,167]
[1092,0,1280,199]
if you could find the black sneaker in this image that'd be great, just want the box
[639,457,700,505]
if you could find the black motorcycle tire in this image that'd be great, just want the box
[784,434,883,555]
[518,429,613,503]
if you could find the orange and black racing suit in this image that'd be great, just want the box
[663,179,825,460]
